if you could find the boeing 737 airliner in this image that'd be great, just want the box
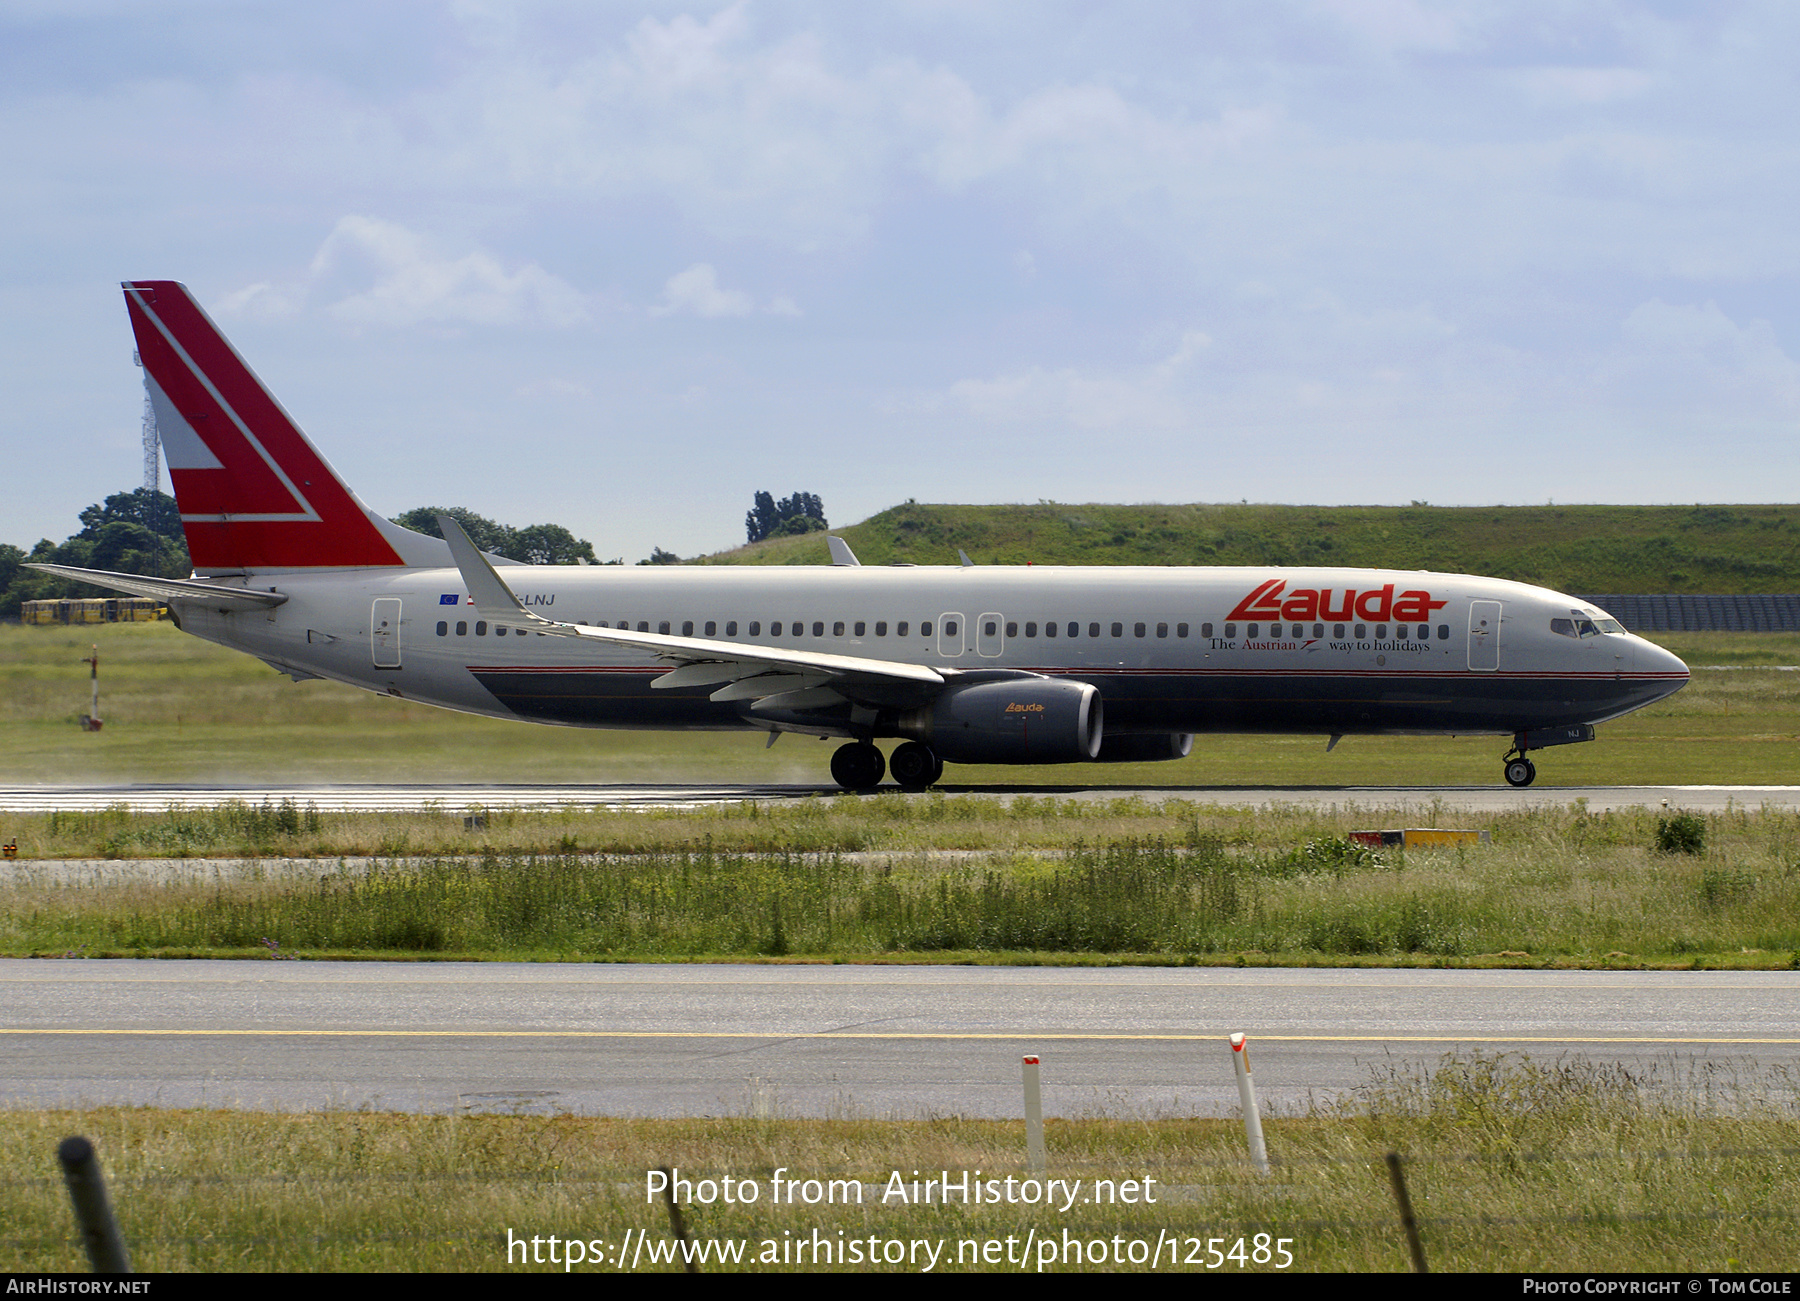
[32,281,1690,790]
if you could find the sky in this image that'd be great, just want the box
[3,0,1797,563]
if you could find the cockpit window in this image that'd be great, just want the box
[1579,607,1626,635]
[1551,613,1607,639]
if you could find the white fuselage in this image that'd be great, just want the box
[172,562,1689,741]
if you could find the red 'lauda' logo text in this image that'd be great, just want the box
[1226,580,1447,623]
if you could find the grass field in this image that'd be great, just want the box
[1,620,1796,787]
[4,1053,1795,1272]
[6,800,1799,966]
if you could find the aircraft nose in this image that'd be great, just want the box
[1638,638,1690,688]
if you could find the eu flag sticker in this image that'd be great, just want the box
[440,594,460,605]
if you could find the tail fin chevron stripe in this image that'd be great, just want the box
[123,281,405,572]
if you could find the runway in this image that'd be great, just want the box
[3,961,1795,1118]
[2,782,1797,813]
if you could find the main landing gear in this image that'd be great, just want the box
[830,740,944,792]
[829,741,886,792]
[888,741,944,791]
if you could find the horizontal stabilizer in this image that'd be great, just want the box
[25,563,287,610]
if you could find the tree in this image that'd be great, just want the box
[392,507,597,565]
[745,490,826,543]
[637,546,681,566]
[0,488,190,617]
[78,488,183,545]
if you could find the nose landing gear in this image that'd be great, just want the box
[1503,754,1537,788]
[1500,723,1596,788]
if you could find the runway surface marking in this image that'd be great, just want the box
[3,782,1799,813]
[6,1028,1795,1045]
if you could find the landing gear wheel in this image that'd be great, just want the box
[830,741,886,792]
[1504,757,1537,788]
[889,741,943,791]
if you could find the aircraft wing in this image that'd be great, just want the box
[24,563,288,611]
[437,516,948,708]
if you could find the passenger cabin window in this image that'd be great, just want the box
[726,621,737,636]
[853,622,864,636]
[1376,624,1387,639]
[1334,624,1345,638]
[770,622,782,637]
[748,622,760,635]
[1177,623,1189,638]
[1354,625,1365,638]
[636,621,649,633]
[1004,621,1016,637]
[1437,624,1450,640]
[1088,623,1100,638]
[814,621,825,637]
[475,621,487,635]
[944,620,957,636]
[875,622,887,636]
[436,621,447,636]
[897,622,909,636]
[921,621,933,637]
[456,621,467,636]
[658,621,670,635]
[496,626,507,636]
[985,620,998,636]
[682,621,694,636]
[704,621,715,636]
[1026,622,1038,637]
[1154,623,1166,638]
[1111,622,1123,637]
[1044,622,1056,637]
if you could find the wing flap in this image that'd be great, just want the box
[436,515,946,703]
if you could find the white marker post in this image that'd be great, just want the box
[1022,1055,1046,1174]
[1229,1033,1270,1175]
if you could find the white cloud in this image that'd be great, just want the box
[315,216,589,328]
[651,262,753,318]
[1311,0,1475,53]
[215,216,590,329]
[1600,299,1800,416]
[514,377,593,401]
[1511,66,1657,107]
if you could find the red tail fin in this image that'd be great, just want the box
[124,280,407,572]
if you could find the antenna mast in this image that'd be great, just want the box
[135,351,159,493]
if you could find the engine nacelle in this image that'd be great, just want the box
[905,678,1103,764]
[1094,733,1194,763]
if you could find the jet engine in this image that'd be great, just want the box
[902,678,1103,764]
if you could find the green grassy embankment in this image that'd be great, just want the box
[699,501,1800,593]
